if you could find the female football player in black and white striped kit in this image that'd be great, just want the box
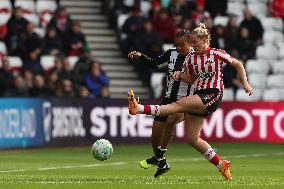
[128,29,194,177]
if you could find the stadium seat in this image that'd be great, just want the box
[151,72,166,98]
[256,45,278,60]
[246,0,268,3]
[227,2,245,18]
[279,46,284,59]
[263,89,280,101]
[162,44,174,52]
[23,14,39,26]
[236,88,262,101]
[117,14,130,40]
[15,0,35,13]
[67,56,79,69]
[40,55,55,71]
[263,31,284,45]
[8,56,23,68]
[213,16,229,27]
[272,61,284,74]
[261,17,283,31]
[222,88,234,101]
[248,73,267,89]
[0,14,10,25]
[246,59,270,74]
[123,0,135,7]
[117,14,129,31]
[266,75,284,88]
[0,41,7,55]
[247,3,267,18]
[0,0,12,10]
[279,89,284,101]
[36,0,57,13]
[33,27,46,38]
[228,0,244,3]
[140,0,151,17]
[0,0,12,25]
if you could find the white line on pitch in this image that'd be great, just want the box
[0,162,125,173]
[1,152,283,173]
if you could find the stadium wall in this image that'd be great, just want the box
[0,98,284,149]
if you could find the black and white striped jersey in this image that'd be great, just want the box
[140,48,193,100]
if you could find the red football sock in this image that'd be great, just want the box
[203,148,222,168]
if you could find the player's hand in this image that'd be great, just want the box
[173,71,181,81]
[243,83,253,96]
[128,51,142,59]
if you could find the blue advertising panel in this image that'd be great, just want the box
[0,98,45,149]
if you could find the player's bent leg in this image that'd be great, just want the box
[139,121,166,169]
[151,121,166,153]
[153,113,184,178]
[159,113,184,149]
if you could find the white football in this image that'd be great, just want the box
[92,139,113,161]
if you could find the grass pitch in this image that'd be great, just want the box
[0,143,284,189]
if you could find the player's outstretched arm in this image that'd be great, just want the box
[230,58,253,96]
[128,50,171,70]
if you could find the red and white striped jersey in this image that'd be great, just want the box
[186,47,234,92]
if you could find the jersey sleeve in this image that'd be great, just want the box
[139,50,171,70]
[214,49,234,64]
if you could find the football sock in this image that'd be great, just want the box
[203,148,222,170]
[157,158,167,168]
[155,146,167,160]
[137,105,161,116]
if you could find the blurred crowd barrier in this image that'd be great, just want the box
[0,98,284,149]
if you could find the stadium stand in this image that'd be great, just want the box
[110,0,284,101]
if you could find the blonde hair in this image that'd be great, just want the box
[191,23,211,43]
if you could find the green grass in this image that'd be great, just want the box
[0,143,284,189]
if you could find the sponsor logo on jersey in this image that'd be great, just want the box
[205,59,214,65]
[197,71,215,79]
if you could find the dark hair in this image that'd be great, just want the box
[175,29,191,41]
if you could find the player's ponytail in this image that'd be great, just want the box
[191,23,211,43]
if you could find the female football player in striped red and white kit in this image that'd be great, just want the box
[128,23,253,180]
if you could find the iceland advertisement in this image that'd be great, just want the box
[0,98,45,149]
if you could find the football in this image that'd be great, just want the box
[92,139,113,161]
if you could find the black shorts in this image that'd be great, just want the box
[154,97,177,122]
[192,88,223,117]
